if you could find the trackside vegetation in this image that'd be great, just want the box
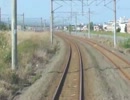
[120,38,130,48]
[0,32,59,100]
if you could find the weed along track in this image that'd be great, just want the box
[53,34,84,100]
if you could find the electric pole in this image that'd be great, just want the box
[114,0,117,47]
[88,8,91,38]
[41,17,43,30]
[70,0,73,34]
[23,13,24,31]
[82,0,84,15]
[50,0,53,44]
[0,7,1,23]
[8,17,10,29]
[11,0,17,70]
[75,13,77,34]
[62,18,64,31]
[44,19,46,31]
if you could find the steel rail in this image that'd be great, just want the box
[76,36,130,81]
[72,34,130,66]
[84,39,130,80]
[52,42,71,100]
[62,34,84,100]
[52,34,84,100]
[88,39,130,65]
[73,41,84,100]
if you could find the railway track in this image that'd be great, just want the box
[52,35,84,100]
[53,32,130,100]
[72,35,130,81]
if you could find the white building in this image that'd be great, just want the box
[81,25,88,31]
[119,24,126,33]
[103,17,128,33]
[17,25,22,30]
[118,17,128,33]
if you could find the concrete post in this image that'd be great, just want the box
[11,0,17,70]
[113,0,117,47]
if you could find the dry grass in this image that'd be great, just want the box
[0,31,59,100]
[17,31,50,42]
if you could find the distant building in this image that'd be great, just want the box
[118,17,127,33]
[103,21,115,32]
[127,20,130,33]
[26,26,34,31]
[17,25,22,30]
[94,24,103,31]
[81,25,88,31]
[103,17,128,33]
[119,23,126,33]
[63,26,67,31]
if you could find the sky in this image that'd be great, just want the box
[0,0,130,25]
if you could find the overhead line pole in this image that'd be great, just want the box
[88,8,90,38]
[0,8,1,23]
[82,0,84,15]
[44,19,46,31]
[70,0,73,34]
[50,0,54,44]
[11,0,17,70]
[23,13,24,31]
[8,17,10,29]
[41,17,43,30]
[113,0,117,47]
[75,12,77,34]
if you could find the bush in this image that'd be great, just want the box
[116,28,121,32]
[68,25,73,33]
[0,33,11,67]
[0,24,9,31]
[120,38,130,48]
[3,50,11,63]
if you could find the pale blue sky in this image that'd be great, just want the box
[0,0,130,24]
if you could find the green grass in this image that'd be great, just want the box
[91,31,130,48]
[18,39,38,65]
[83,31,130,38]
[82,31,130,48]
[0,33,11,70]
[119,38,130,48]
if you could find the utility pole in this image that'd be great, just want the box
[88,8,91,38]
[113,0,117,47]
[75,13,77,34]
[50,0,53,44]
[22,13,24,31]
[11,0,17,70]
[71,0,73,22]
[8,17,10,29]
[0,7,1,24]
[70,0,73,34]
[44,19,46,31]
[82,0,84,15]
[62,18,64,32]
[41,17,43,30]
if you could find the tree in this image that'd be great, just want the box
[0,23,9,30]
[116,27,121,32]
[87,22,94,31]
[90,22,94,30]
[68,25,73,34]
